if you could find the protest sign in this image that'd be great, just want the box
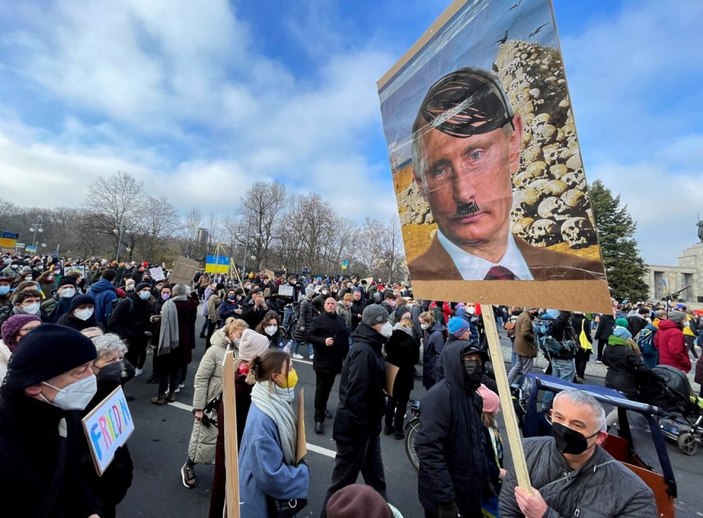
[64,265,86,278]
[149,266,165,281]
[384,362,399,398]
[222,351,241,518]
[205,255,230,274]
[377,0,610,313]
[170,256,200,286]
[82,386,134,475]
[296,388,307,464]
[278,285,294,298]
[0,231,19,250]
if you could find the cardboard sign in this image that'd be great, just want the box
[384,362,399,398]
[278,285,294,298]
[64,265,86,278]
[170,256,200,286]
[296,388,307,464]
[377,0,610,313]
[82,386,135,475]
[149,266,166,281]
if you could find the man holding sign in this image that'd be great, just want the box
[0,324,103,517]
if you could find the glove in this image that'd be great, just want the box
[438,502,459,518]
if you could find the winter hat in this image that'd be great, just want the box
[3,324,97,390]
[135,282,151,292]
[172,283,188,296]
[238,329,270,361]
[362,304,389,326]
[615,318,629,328]
[668,311,686,324]
[327,484,392,518]
[57,277,77,288]
[1,314,42,349]
[69,293,95,312]
[612,326,632,340]
[305,285,315,298]
[20,266,32,275]
[447,317,470,337]
[477,384,500,415]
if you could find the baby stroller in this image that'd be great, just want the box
[647,365,703,456]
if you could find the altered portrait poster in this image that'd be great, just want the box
[377,0,611,312]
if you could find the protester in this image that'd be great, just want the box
[0,314,42,381]
[238,349,309,517]
[322,305,392,515]
[180,318,247,490]
[419,311,444,390]
[291,285,316,360]
[57,293,99,331]
[41,276,78,323]
[85,333,135,518]
[255,310,288,350]
[327,484,402,518]
[655,311,691,373]
[0,324,103,517]
[207,327,267,517]
[87,268,118,326]
[499,389,657,516]
[507,308,537,384]
[416,341,499,518]
[108,282,154,376]
[309,297,349,434]
[384,312,419,439]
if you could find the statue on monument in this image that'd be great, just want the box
[698,219,703,243]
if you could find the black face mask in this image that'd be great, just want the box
[552,422,599,455]
[97,361,124,384]
[463,358,483,390]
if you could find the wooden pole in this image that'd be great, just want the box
[222,351,240,518]
[482,306,532,491]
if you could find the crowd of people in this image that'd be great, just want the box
[1,252,699,517]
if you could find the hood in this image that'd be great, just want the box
[90,279,115,293]
[607,335,629,346]
[658,319,680,331]
[392,322,413,336]
[210,328,230,349]
[442,340,475,394]
[351,322,386,349]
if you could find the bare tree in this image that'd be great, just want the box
[239,181,287,270]
[135,195,179,262]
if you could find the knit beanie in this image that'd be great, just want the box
[69,293,95,312]
[447,317,469,337]
[668,311,686,324]
[612,326,632,340]
[305,285,315,298]
[327,484,392,518]
[362,305,389,326]
[238,329,270,361]
[477,384,500,415]
[1,314,42,349]
[172,283,188,296]
[136,282,151,292]
[58,277,77,288]
[615,317,629,328]
[3,324,97,390]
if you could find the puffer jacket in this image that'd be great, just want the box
[499,437,656,517]
[190,328,228,464]
[422,321,445,389]
[655,319,691,372]
[291,298,314,343]
[603,336,653,400]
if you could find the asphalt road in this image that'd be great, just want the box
[117,322,703,517]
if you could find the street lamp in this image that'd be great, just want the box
[29,215,44,249]
[113,216,131,263]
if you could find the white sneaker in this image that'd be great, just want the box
[309,354,314,360]
[134,368,143,377]
[292,353,304,359]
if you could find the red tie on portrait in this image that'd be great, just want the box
[483,265,517,280]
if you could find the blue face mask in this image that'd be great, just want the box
[0,285,9,296]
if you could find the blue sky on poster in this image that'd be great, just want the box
[0,0,701,265]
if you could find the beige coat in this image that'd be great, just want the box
[514,310,537,358]
[188,328,228,464]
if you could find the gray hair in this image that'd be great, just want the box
[554,389,607,432]
[91,332,128,359]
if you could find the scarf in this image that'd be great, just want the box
[157,294,186,356]
[250,381,297,465]
[392,322,413,336]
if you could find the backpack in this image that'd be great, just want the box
[283,301,300,338]
[504,317,517,338]
[636,327,657,358]
[535,318,577,357]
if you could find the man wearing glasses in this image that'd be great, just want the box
[409,67,604,281]
[499,388,656,517]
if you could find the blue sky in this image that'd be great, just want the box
[0,0,701,265]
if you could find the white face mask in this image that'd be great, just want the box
[59,287,76,299]
[380,321,393,338]
[264,325,278,336]
[139,290,151,300]
[74,308,94,321]
[42,375,97,411]
[21,302,40,315]
[420,323,430,330]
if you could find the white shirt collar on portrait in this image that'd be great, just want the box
[437,230,534,281]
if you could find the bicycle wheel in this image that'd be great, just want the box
[405,418,421,471]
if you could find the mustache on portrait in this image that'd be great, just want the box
[456,201,481,217]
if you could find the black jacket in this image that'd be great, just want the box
[108,294,152,345]
[350,300,366,331]
[384,325,419,397]
[292,298,314,343]
[57,310,100,331]
[594,314,615,341]
[0,389,102,517]
[333,323,386,441]
[308,312,349,373]
[416,341,498,517]
[603,342,655,400]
